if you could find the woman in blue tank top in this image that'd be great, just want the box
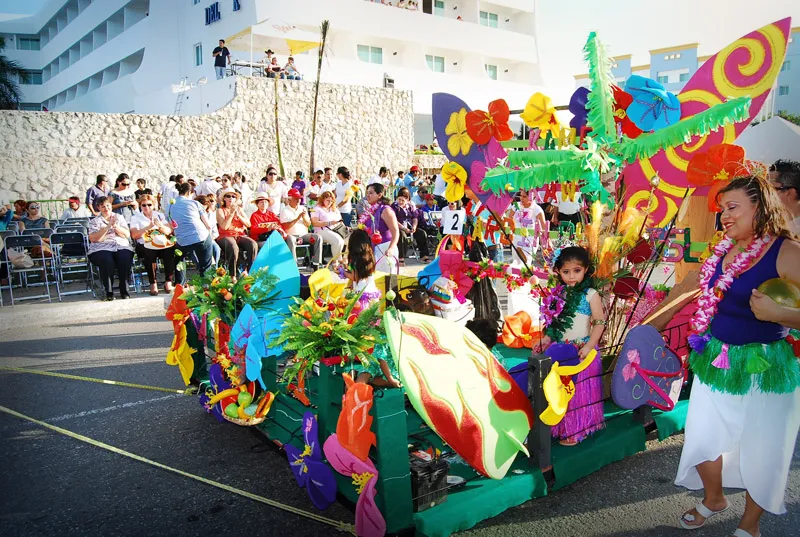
[675,176,800,537]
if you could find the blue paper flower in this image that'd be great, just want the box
[624,75,681,132]
[568,87,590,130]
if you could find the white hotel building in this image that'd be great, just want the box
[0,0,545,142]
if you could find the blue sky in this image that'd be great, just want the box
[2,0,798,103]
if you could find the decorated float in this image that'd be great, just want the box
[163,19,792,537]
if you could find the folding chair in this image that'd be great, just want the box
[64,217,90,226]
[23,228,54,241]
[50,232,94,300]
[3,234,54,305]
[7,221,20,232]
[55,225,87,235]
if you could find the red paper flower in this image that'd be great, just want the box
[686,144,747,211]
[465,99,514,145]
[613,276,640,299]
[611,86,643,139]
[626,240,653,264]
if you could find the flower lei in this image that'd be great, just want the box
[543,279,592,343]
[691,234,772,336]
[464,260,538,293]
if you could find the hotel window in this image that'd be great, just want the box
[781,60,791,72]
[17,37,41,50]
[657,75,669,84]
[357,45,383,65]
[434,0,445,16]
[485,64,497,80]
[679,72,690,82]
[426,55,445,73]
[22,70,43,85]
[233,0,241,11]
[193,0,200,4]
[779,86,790,96]
[194,43,203,66]
[479,11,498,28]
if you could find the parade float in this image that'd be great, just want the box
[164,19,792,537]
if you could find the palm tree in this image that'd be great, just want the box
[308,20,330,174]
[0,37,29,110]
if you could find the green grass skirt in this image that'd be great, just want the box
[689,334,800,395]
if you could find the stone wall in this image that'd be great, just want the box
[0,77,414,202]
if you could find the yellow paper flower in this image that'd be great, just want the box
[445,109,473,156]
[441,161,467,203]
[520,92,560,138]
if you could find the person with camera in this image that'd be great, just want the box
[281,189,322,267]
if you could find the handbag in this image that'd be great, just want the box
[327,222,349,240]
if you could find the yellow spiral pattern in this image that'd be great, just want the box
[712,24,786,99]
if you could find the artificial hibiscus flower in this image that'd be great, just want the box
[624,75,681,132]
[610,85,643,139]
[686,143,748,211]
[465,99,514,145]
[520,92,561,138]
[441,161,468,203]
[568,87,590,130]
[445,108,474,157]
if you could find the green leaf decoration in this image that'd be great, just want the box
[483,151,592,194]
[616,96,752,162]
[583,32,617,143]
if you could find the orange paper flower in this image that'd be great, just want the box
[686,144,747,211]
[502,311,542,349]
[465,99,514,145]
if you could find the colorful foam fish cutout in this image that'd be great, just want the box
[337,373,376,462]
[383,311,534,479]
[323,433,386,537]
[539,349,598,426]
[165,285,195,385]
[284,412,338,511]
[623,18,791,225]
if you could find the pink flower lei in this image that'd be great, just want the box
[691,233,772,335]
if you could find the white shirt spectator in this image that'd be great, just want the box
[129,210,170,245]
[196,178,222,197]
[257,181,286,214]
[306,183,321,204]
[555,191,582,215]
[319,181,336,195]
[367,175,389,187]
[280,204,310,236]
[433,174,446,198]
[160,181,179,211]
[335,180,353,215]
[61,205,91,219]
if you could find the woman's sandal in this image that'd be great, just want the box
[731,529,760,537]
[679,501,729,530]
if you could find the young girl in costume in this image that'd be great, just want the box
[541,246,606,445]
[345,229,402,389]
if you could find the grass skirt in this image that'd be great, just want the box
[551,353,606,443]
[689,334,800,395]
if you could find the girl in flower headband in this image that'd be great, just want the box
[540,245,606,446]
[676,175,800,536]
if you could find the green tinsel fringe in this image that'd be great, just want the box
[689,334,800,395]
[507,149,580,168]
[482,156,594,195]
[616,97,752,162]
[583,32,616,144]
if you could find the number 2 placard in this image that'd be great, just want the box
[442,209,465,235]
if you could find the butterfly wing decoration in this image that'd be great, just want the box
[285,412,337,511]
[623,19,792,226]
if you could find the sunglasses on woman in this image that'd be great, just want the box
[224,195,237,199]
[141,203,153,207]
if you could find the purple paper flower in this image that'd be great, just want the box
[687,333,710,353]
[540,285,566,328]
[568,87,590,130]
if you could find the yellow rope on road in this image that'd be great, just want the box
[0,366,192,395]
[0,404,356,534]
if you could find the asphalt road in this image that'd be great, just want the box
[0,304,798,537]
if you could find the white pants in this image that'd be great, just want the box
[374,241,398,274]
[675,377,800,514]
[317,228,344,261]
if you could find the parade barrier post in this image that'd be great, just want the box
[527,352,552,471]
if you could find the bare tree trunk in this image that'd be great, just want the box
[274,76,285,177]
[309,20,330,175]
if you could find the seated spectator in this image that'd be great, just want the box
[291,171,307,201]
[420,194,438,214]
[216,190,258,277]
[88,196,134,300]
[196,176,222,198]
[266,57,283,78]
[306,169,324,204]
[411,187,427,208]
[216,174,235,204]
[261,49,274,64]
[110,173,138,223]
[61,196,92,219]
[281,189,322,268]
[392,194,430,263]
[195,194,221,264]
[249,193,285,245]
[284,57,302,80]
[311,191,345,262]
[21,202,49,229]
[13,199,27,220]
[130,194,176,295]
[172,183,214,285]
[134,178,153,199]
[0,205,14,231]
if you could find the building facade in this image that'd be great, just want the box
[0,0,546,143]
[574,27,800,117]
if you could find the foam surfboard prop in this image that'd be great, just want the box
[383,310,534,479]
[623,18,792,225]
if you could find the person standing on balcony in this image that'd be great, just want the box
[212,39,231,80]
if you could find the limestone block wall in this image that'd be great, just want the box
[0,77,414,202]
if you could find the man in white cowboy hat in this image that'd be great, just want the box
[280,188,322,268]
